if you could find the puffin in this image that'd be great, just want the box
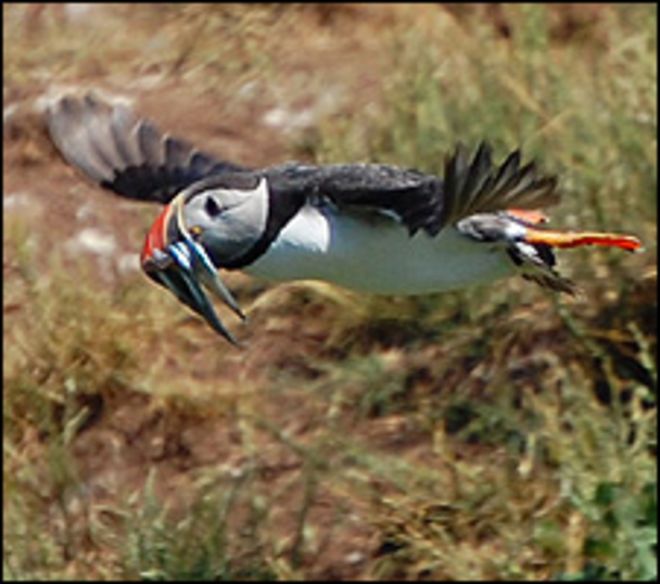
[46,91,642,344]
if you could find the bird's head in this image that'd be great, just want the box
[140,175,269,344]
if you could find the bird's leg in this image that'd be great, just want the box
[523,227,643,252]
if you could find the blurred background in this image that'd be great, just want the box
[3,4,656,580]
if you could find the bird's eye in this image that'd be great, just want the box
[205,196,222,217]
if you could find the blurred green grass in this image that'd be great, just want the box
[4,4,657,581]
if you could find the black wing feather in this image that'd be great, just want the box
[264,143,559,236]
[264,161,444,235]
[47,91,560,236]
[46,91,248,204]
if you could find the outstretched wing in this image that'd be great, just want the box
[264,142,559,236]
[440,142,559,230]
[47,92,559,236]
[46,91,247,204]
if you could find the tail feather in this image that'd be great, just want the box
[507,241,578,295]
[459,212,643,295]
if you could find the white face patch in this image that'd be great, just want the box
[182,178,270,265]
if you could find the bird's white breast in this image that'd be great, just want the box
[244,204,515,294]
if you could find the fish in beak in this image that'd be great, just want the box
[140,194,246,345]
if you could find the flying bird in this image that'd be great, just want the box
[46,91,642,344]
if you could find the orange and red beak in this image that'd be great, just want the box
[140,196,245,345]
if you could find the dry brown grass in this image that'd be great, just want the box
[4,4,656,580]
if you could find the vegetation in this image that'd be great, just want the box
[4,4,656,580]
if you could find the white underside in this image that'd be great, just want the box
[244,204,516,295]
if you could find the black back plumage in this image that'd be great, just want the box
[262,144,558,236]
[46,91,560,238]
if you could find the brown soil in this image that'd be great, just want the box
[3,4,625,579]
